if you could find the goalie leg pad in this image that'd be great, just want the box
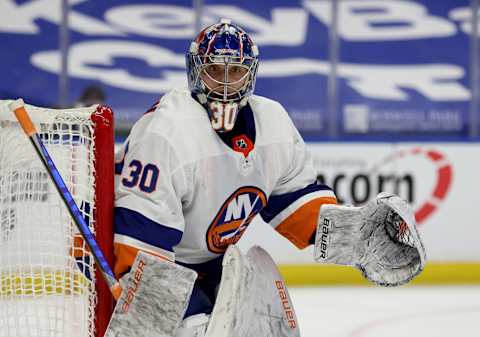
[105,251,197,337]
[314,192,426,286]
[206,245,300,337]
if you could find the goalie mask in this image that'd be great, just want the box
[187,19,259,132]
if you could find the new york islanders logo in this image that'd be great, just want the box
[206,187,267,254]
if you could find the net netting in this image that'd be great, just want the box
[0,102,107,337]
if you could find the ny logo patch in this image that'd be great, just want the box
[206,187,267,254]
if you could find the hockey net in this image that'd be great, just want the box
[0,101,114,337]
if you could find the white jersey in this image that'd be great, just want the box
[114,89,336,273]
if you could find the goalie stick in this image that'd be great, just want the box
[9,99,197,337]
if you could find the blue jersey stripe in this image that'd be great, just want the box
[114,162,123,175]
[115,207,183,252]
[260,183,333,223]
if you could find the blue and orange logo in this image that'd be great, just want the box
[206,186,267,254]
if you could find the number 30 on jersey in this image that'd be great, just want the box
[121,160,159,193]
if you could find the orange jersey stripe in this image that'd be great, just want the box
[114,242,172,278]
[114,242,139,278]
[275,196,337,249]
[70,234,89,258]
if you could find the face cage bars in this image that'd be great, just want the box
[190,54,258,103]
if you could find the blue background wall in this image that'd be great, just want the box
[0,0,477,140]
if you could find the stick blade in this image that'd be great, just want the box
[105,251,197,337]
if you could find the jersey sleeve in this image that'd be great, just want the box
[260,118,337,249]
[113,128,187,277]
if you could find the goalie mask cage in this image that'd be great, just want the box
[0,100,115,337]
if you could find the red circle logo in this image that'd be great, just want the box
[377,148,453,225]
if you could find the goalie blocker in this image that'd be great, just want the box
[314,192,426,286]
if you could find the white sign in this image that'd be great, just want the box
[239,143,480,263]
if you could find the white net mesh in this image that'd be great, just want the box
[0,102,99,337]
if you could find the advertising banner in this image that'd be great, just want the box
[240,143,480,263]
[0,0,474,139]
[333,0,471,137]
